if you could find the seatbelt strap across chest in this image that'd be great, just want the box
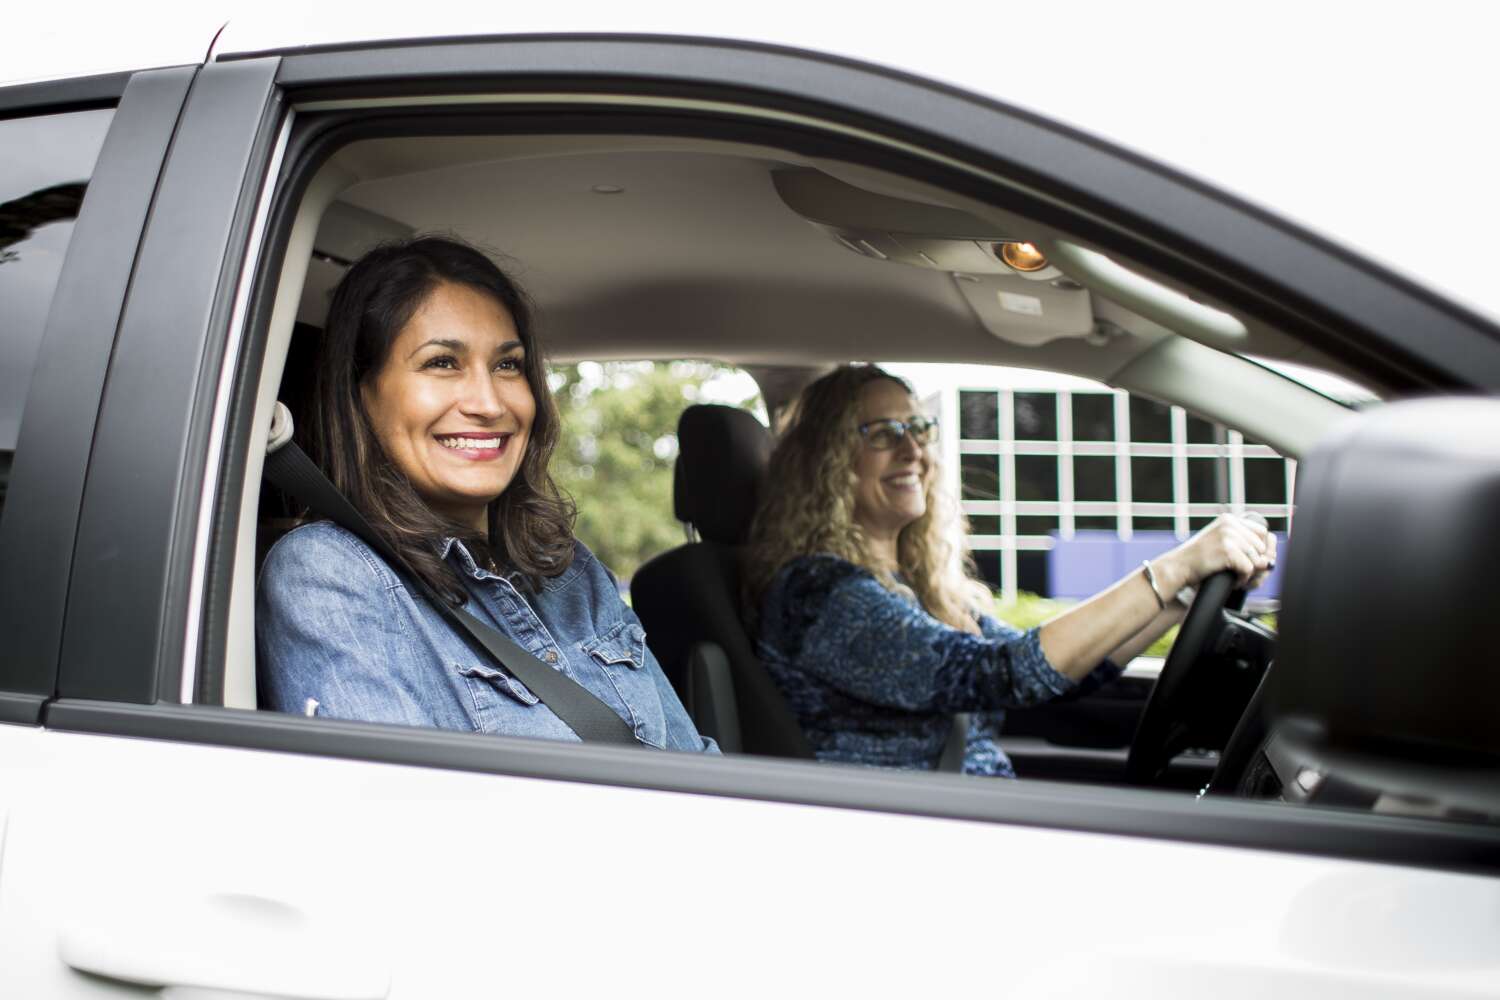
[938,713,970,773]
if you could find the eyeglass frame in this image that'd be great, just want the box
[856,415,940,450]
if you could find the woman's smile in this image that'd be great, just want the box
[434,431,515,459]
[882,470,923,491]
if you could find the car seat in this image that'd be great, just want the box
[631,404,812,758]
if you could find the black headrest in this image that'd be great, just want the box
[673,404,772,544]
[1271,398,1500,764]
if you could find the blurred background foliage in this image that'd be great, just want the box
[550,360,764,583]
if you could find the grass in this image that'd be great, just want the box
[990,592,1274,659]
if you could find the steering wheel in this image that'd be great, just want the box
[1124,570,1238,784]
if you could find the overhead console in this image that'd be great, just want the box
[772,169,1095,346]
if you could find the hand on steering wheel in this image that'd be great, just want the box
[1125,570,1238,783]
[1124,514,1276,785]
[1169,514,1277,595]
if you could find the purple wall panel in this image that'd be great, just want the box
[1046,530,1284,600]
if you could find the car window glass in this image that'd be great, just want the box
[0,107,114,524]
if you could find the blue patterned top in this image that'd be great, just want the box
[755,554,1121,777]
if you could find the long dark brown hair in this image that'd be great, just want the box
[310,235,575,602]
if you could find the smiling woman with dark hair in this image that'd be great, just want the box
[256,235,714,752]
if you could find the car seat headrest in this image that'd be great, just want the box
[1271,397,1500,764]
[673,404,772,544]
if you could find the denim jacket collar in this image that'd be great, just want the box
[436,535,580,592]
[436,535,507,582]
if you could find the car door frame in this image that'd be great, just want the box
[0,66,194,723]
[37,34,1500,879]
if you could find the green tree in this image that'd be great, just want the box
[550,361,762,584]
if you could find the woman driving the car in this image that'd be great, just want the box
[744,363,1272,776]
[257,235,714,753]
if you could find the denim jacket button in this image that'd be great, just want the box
[544,650,558,664]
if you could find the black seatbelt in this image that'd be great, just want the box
[264,439,640,746]
[937,713,970,773]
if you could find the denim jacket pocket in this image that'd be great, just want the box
[580,621,665,748]
[581,620,647,669]
[455,661,555,736]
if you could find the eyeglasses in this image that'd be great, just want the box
[857,416,939,450]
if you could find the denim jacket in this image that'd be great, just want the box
[257,520,716,753]
[755,554,1119,776]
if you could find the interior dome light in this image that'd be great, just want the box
[996,241,1048,272]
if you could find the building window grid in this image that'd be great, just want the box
[999,389,1018,599]
[1228,430,1246,508]
[1114,390,1133,541]
[1057,390,1075,541]
[1171,406,1190,538]
[955,388,1294,595]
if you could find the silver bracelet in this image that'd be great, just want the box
[1140,560,1167,610]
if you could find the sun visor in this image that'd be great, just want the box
[772,169,1093,345]
[773,167,1029,273]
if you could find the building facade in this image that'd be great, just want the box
[896,366,1294,601]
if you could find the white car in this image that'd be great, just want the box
[2,10,1497,998]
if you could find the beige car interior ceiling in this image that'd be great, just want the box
[300,134,1160,381]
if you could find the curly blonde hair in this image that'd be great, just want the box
[744,364,991,634]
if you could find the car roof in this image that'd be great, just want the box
[12,3,1498,326]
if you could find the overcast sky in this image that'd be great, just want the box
[10,0,1499,321]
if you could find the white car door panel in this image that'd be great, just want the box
[2,724,1497,998]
